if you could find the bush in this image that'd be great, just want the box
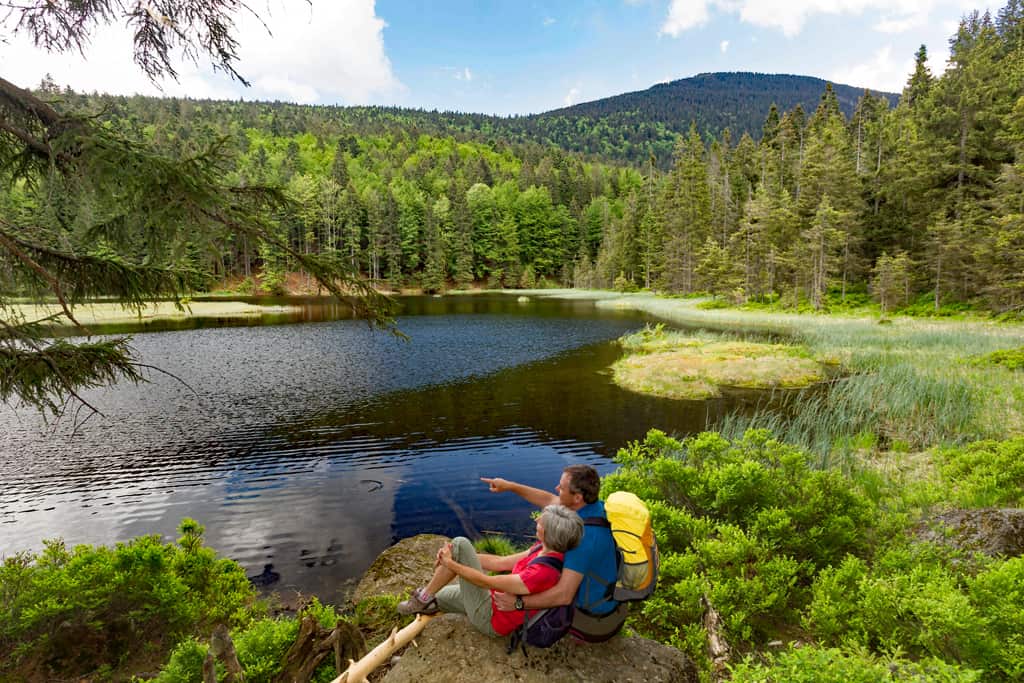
[729,645,983,682]
[0,519,257,678]
[155,600,345,683]
[803,545,1024,678]
[971,346,1024,371]
[935,437,1024,507]
[603,429,877,659]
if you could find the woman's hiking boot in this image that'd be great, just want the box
[397,587,440,615]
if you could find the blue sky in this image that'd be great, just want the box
[1,0,998,116]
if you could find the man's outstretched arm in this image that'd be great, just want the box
[481,477,558,508]
[493,568,582,611]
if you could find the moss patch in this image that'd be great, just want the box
[612,326,825,400]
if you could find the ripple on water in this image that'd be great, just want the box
[0,303,737,603]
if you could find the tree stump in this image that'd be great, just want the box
[276,614,366,683]
[208,623,245,682]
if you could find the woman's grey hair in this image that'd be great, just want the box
[540,504,584,553]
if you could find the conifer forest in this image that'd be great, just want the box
[4,7,1022,315]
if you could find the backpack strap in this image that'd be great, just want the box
[580,516,619,612]
[527,554,563,572]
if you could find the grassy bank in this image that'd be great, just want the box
[516,290,1024,457]
[5,300,301,329]
[611,325,826,400]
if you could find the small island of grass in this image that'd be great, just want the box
[611,325,827,399]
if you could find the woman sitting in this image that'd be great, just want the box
[397,504,584,637]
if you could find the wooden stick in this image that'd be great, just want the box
[701,595,731,682]
[332,614,435,683]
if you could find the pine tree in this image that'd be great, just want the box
[660,123,711,292]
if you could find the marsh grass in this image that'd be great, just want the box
[586,294,1024,457]
[612,325,825,400]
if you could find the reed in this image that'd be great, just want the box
[587,294,1024,457]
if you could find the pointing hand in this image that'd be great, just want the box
[480,477,510,493]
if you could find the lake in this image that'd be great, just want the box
[0,294,759,603]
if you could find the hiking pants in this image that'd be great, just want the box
[435,536,499,637]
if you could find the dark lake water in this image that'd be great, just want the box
[0,294,757,603]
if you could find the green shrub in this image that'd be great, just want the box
[605,428,877,659]
[935,437,1024,507]
[971,346,1024,370]
[473,535,522,556]
[353,594,404,647]
[802,545,1024,678]
[155,601,344,683]
[0,519,257,678]
[729,645,983,682]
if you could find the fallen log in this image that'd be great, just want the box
[333,614,434,683]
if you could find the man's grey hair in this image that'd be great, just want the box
[540,504,584,553]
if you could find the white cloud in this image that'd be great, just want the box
[0,0,401,105]
[830,44,915,92]
[660,0,954,39]
[564,86,581,106]
[720,39,730,53]
[660,0,710,36]
[543,16,557,26]
[455,67,473,81]
[874,11,929,32]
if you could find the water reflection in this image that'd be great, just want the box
[0,295,777,603]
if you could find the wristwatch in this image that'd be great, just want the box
[514,596,524,610]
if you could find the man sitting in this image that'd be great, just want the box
[481,464,627,641]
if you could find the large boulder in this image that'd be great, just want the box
[382,614,698,683]
[915,508,1024,557]
[352,534,451,603]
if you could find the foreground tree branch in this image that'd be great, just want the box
[0,3,396,414]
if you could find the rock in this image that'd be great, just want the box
[352,534,451,603]
[915,508,1024,557]
[380,614,698,683]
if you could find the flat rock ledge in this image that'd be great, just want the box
[382,614,698,683]
[355,535,698,683]
[915,508,1024,557]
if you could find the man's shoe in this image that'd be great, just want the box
[397,588,440,615]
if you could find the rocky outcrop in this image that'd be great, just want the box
[382,614,698,683]
[915,508,1024,557]
[352,534,451,603]
[352,535,698,683]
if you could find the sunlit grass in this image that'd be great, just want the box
[571,293,1024,456]
[612,325,825,400]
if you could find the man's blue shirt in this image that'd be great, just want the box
[564,500,618,615]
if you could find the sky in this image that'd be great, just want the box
[0,0,1000,116]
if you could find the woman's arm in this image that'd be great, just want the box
[446,557,530,594]
[478,548,529,574]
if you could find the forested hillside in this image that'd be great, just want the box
[533,72,897,164]
[4,4,1023,315]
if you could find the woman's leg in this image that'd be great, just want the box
[434,537,498,637]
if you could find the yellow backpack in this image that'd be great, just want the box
[585,490,659,601]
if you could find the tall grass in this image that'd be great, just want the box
[587,294,1024,457]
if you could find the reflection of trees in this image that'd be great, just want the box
[283,340,732,457]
